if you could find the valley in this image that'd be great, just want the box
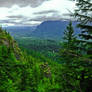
[0,20,92,92]
[0,0,92,91]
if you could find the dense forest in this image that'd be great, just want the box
[0,0,92,92]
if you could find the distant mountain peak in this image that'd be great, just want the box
[31,20,79,40]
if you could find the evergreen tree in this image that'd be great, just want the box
[59,19,92,92]
[74,0,92,55]
[63,21,77,50]
[60,21,78,63]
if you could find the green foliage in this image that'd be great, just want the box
[16,37,61,63]
[62,21,78,54]
[74,0,92,56]
[0,28,61,92]
[59,20,92,92]
[63,21,76,49]
[0,19,92,92]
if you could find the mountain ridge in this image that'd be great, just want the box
[3,20,80,40]
[31,20,80,40]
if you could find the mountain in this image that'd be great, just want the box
[0,23,91,92]
[31,20,80,40]
[3,26,36,38]
[0,27,23,60]
[3,20,80,40]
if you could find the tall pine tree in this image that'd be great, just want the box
[74,0,92,55]
[63,21,77,50]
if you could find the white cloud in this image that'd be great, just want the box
[0,0,76,26]
[35,0,75,13]
[0,8,9,19]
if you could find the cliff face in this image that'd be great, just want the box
[0,27,22,60]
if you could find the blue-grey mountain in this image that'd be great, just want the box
[31,20,80,40]
[3,20,80,40]
[3,26,36,38]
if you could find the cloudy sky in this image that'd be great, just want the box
[0,0,76,26]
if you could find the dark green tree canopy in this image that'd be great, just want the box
[74,0,92,40]
[63,21,77,49]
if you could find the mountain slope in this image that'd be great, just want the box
[3,20,80,40]
[31,20,80,40]
[0,27,22,60]
[0,27,61,92]
[3,26,36,38]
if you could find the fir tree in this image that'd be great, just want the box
[63,21,77,50]
[74,0,92,55]
[60,21,79,64]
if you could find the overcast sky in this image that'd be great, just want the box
[0,0,76,26]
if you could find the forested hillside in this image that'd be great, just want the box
[0,20,92,92]
[0,27,62,92]
[0,0,92,91]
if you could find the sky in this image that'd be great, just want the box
[0,0,76,26]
